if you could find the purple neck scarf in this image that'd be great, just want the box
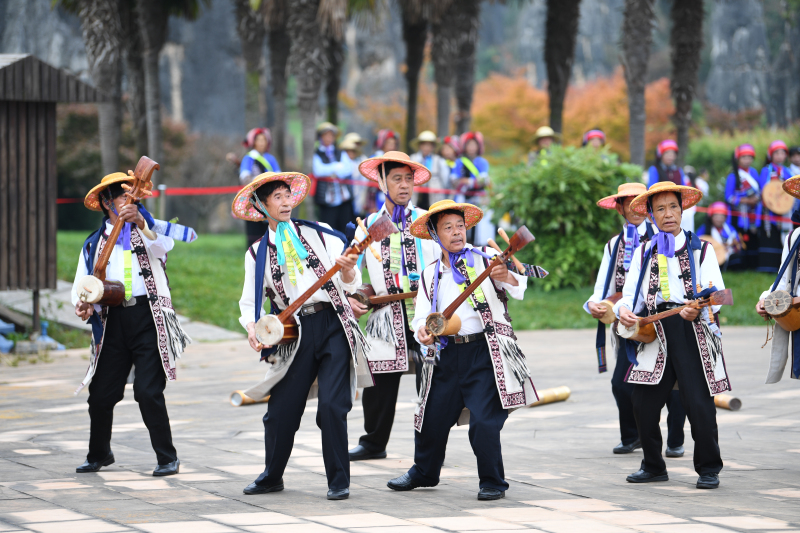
[386,194,408,232]
[649,216,676,258]
[623,223,640,270]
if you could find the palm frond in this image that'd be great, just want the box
[317,0,347,40]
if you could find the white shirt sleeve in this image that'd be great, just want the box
[584,239,613,314]
[71,248,89,307]
[238,250,259,330]
[761,229,797,300]
[142,232,174,260]
[412,268,433,343]
[615,244,646,316]
[483,247,526,300]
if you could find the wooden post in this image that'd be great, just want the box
[32,289,40,334]
[158,184,167,220]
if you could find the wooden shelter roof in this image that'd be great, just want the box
[0,54,109,103]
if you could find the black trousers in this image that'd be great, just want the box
[612,338,686,448]
[359,355,422,452]
[631,315,723,476]
[408,339,509,491]
[87,303,177,465]
[316,200,354,234]
[255,308,352,490]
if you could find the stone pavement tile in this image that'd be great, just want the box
[760,488,800,498]
[0,487,31,500]
[20,488,137,503]
[97,472,152,481]
[6,509,90,522]
[693,515,795,530]
[132,521,238,533]
[172,474,230,482]
[577,511,686,526]
[25,519,131,533]
[202,512,304,525]
[243,525,340,533]
[0,522,25,532]
[349,527,441,533]
[124,488,225,504]
[522,499,625,512]
[308,513,415,528]
[13,449,51,455]
[634,525,737,533]
[104,480,172,491]
[525,519,635,533]
[410,516,526,530]
[466,507,577,522]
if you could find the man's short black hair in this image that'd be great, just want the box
[431,208,465,229]
[646,191,682,213]
[380,161,412,177]
[255,180,291,204]
[99,183,127,217]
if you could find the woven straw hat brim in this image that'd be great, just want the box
[410,132,439,152]
[231,172,311,222]
[84,172,135,212]
[410,200,483,240]
[596,183,649,209]
[783,175,800,199]
[630,183,703,216]
[358,151,432,185]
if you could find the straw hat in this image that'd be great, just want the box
[358,151,431,185]
[782,174,800,199]
[630,181,704,216]
[316,121,339,137]
[342,132,364,146]
[84,172,135,212]
[231,172,311,222]
[596,182,648,209]
[339,137,362,153]
[409,199,483,240]
[533,126,561,143]
[410,130,439,151]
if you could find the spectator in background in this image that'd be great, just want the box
[648,140,695,232]
[453,131,493,244]
[757,140,793,273]
[788,147,800,176]
[582,129,606,149]
[410,130,450,208]
[696,202,743,270]
[341,133,370,219]
[725,144,761,269]
[439,135,461,173]
[683,165,709,200]
[312,122,354,233]
[238,128,281,246]
[528,126,559,167]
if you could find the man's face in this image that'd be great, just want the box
[711,213,726,228]
[538,137,553,150]
[661,150,677,166]
[102,191,128,221]
[320,131,335,146]
[419,141,434,156]
[385,165,414,206]
[739,155,754,168]
[651,192,682,235]
[254,133,269,153]
[436,213,466,253]
[265,184,293,223]
[615,196,645,226]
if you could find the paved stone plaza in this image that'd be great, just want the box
[0,326,798,532]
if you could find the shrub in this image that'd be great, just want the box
[491,145,643,290]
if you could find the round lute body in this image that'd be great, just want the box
[699,235,728,266]
[77,274,126,306]
[762,180,796,215]
[616,321,657,344]
[599,292,623,325]
[764,289,800,332]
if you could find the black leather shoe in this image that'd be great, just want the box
[153,459,180,476]
[696,473,719,489]
[349,444,387,461]
[665,445,685,458]
[477,488,505,501]
[243,479,284,495]
[626,469,668,483]
[76,453,115,473]
[387,473,431,491]
[327,487,349,500]
[613,439,642,454]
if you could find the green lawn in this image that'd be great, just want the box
[57,231,775,333]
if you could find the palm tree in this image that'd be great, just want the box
[325,36,345,124]
[400,4,427,151]
[670,0,703,165]
[119,0,148,156]
[232,0,267,129]
[621,0,656,166]
[56,0,124,174]
[544,0,581,135]
[452,0,480,134]
[266,2,291,167]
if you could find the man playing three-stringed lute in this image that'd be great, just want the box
[234,172,374,501]
[386,200,537,501]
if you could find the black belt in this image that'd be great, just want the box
[447,333,485,344]
[299,301,333,316]
[656,302,683,312]
[121,295,150,308]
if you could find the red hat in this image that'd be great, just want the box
[657,139,678,157]
[243,128,272,150]
[768,140,789,159]
[459,131,485,156]
[583,129,606,145]
[375,129,399,150]
[707,201,729,216]
[735,144,756,159]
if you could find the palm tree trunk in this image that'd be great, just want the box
[269,28,291,167]
[288,0,328,174]
[325,36,344,124]
[453,0,480,135]
[119,0,147,156]
[136,0,168,166]
[544,0,581,135]
[670,0,703,166]
[77,0,123,174]
[402,16,427,151]
[233,0,267,129]
[621,0,656,167]
[432,7,458,136]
